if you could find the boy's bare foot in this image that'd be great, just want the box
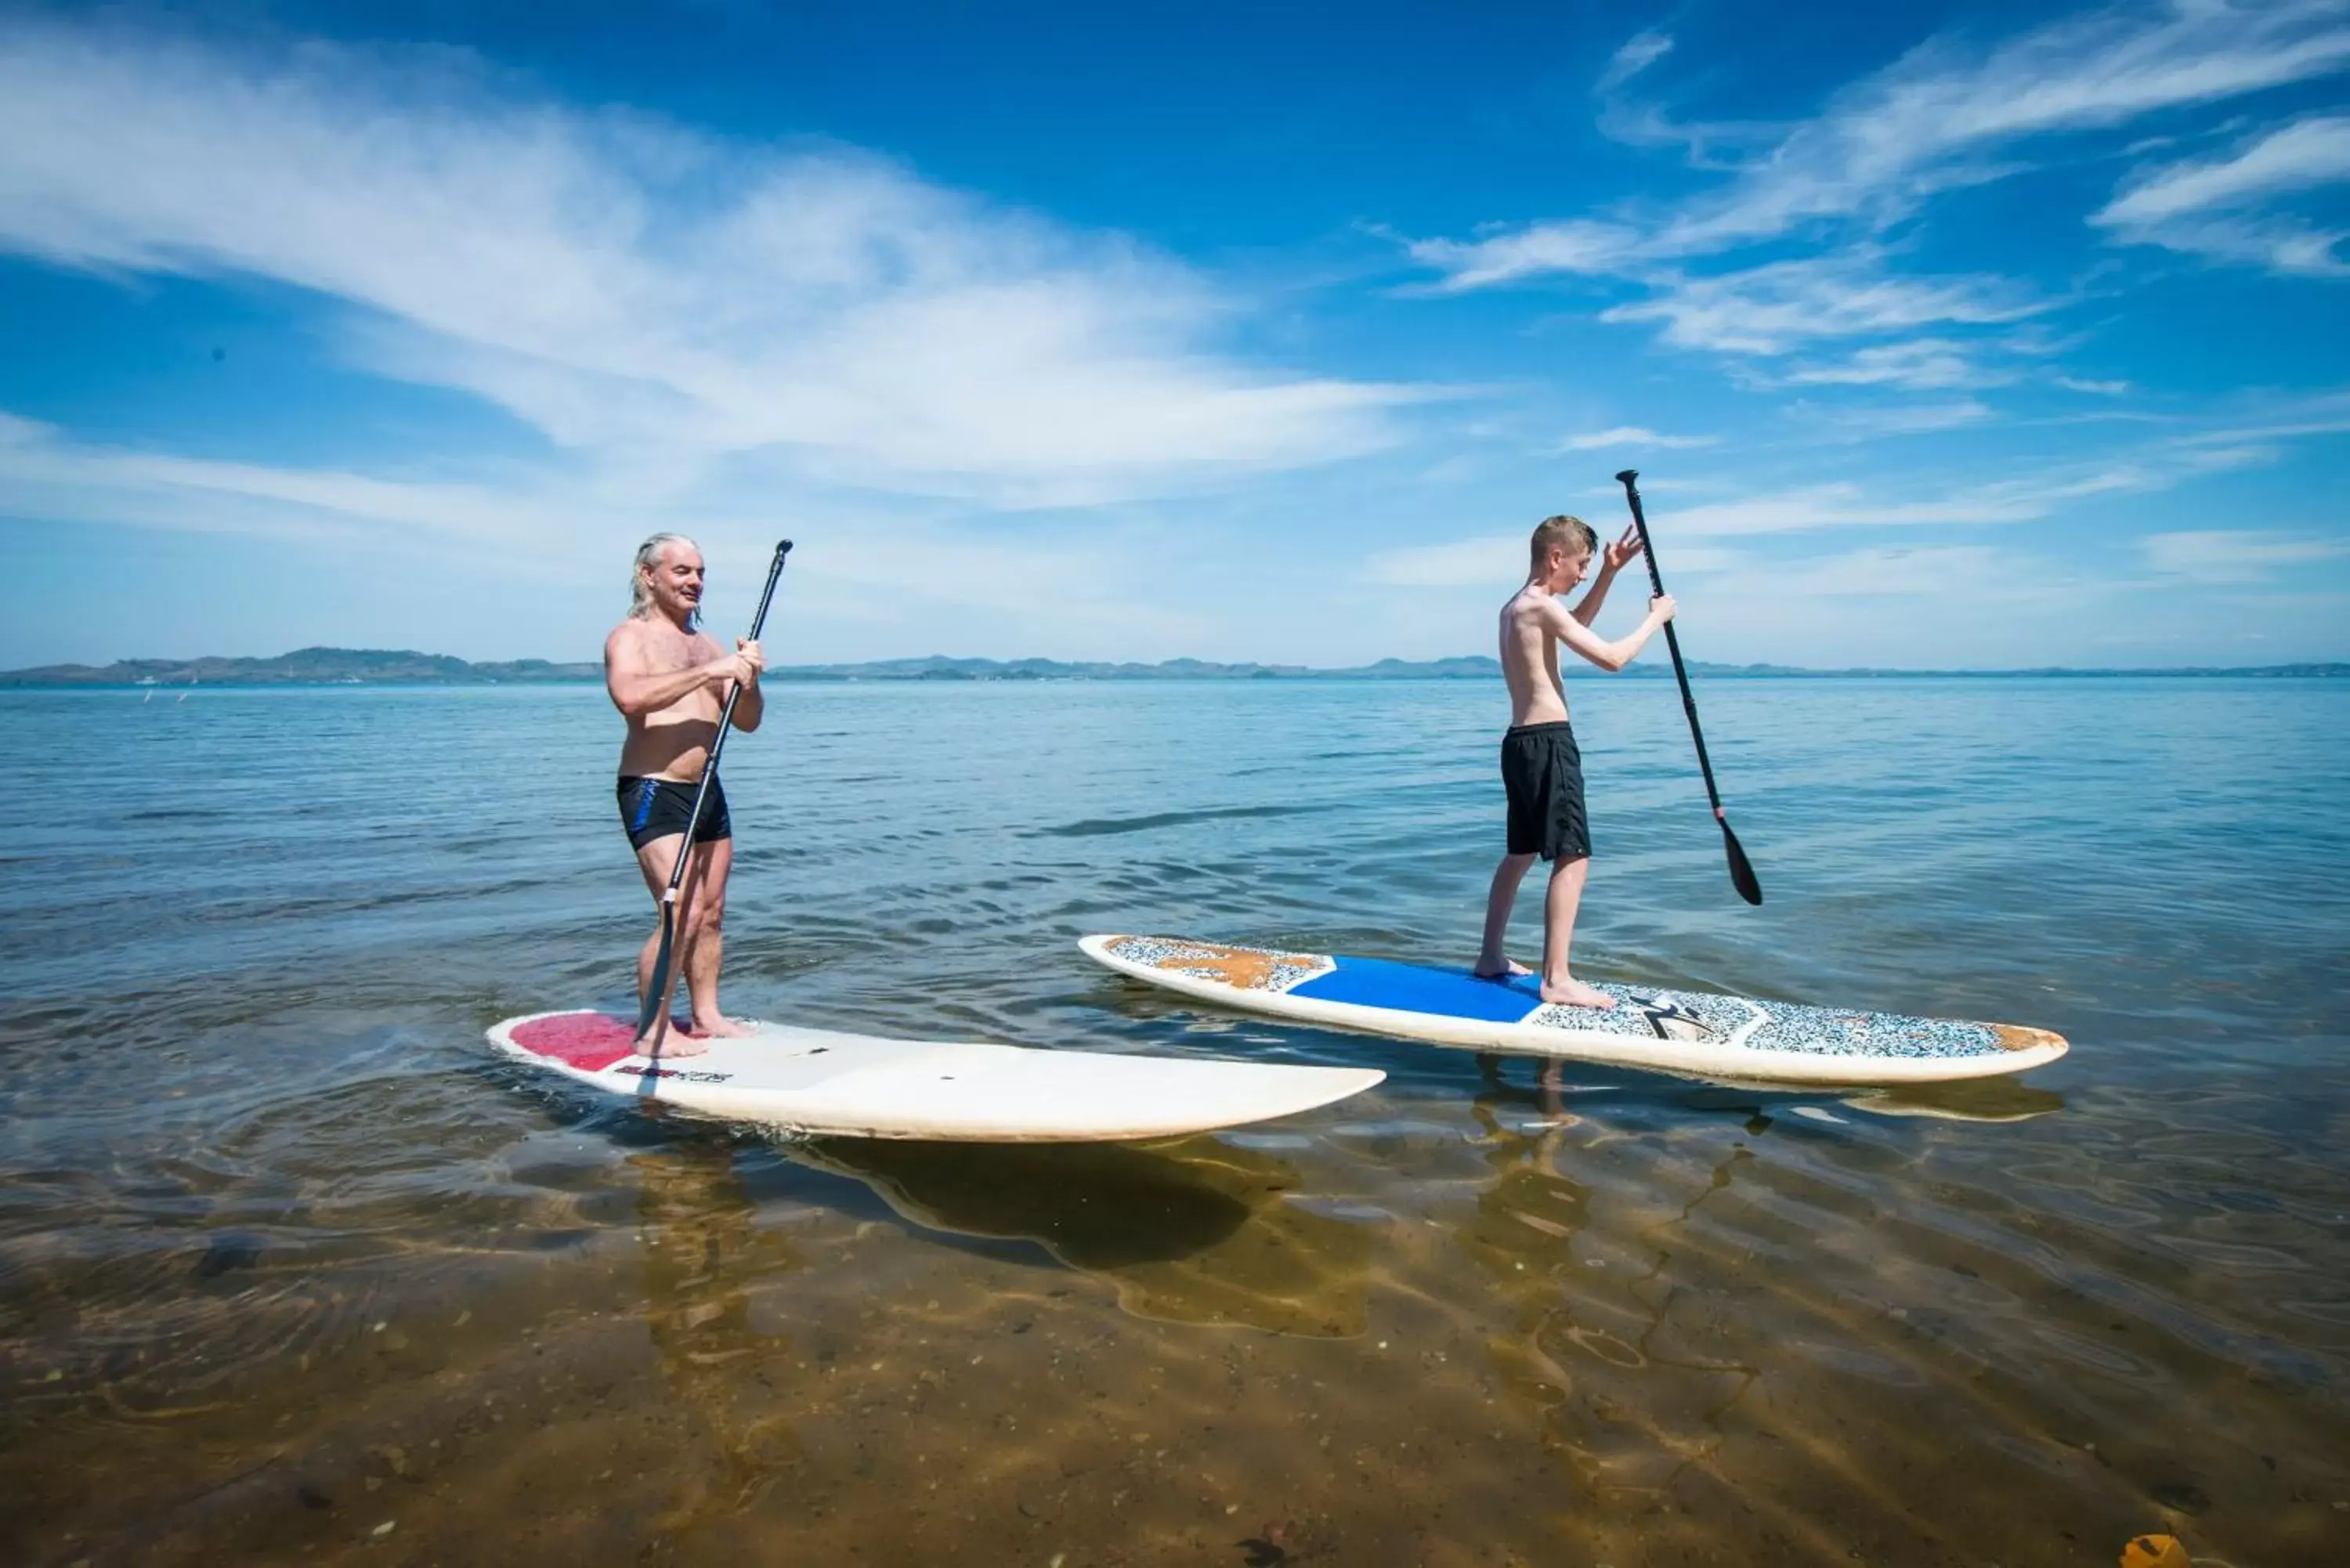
[1539,977,1617,1010]
[692,1014,758,1039]
[1471,959,1535,980]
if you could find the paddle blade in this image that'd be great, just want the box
[1720,818,1763,905]
[636,910,679,1037]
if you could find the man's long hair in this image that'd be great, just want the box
[630,533,700,627]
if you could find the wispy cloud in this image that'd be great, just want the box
[1361,534,1527,588]
[2142,528,2350,580]
[1560,425,1716,451]
[1777,338,2010,392]
[0,20,1427,508]
[1788,398,1999,437]
[2095,114,2350,273]
[1399,0,2350,408]
[1598,255,2044,356]
[1418,0,2350,292]
[0,413,1201,635]
[1363,529,1738,589]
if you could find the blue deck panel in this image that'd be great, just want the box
[1289,956,1545,1024]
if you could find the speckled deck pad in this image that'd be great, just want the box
[1526,987,2011,1060]
[1105,935,1335,993]
[1108,937,2016,1060]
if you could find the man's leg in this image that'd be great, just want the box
[679,836,752,1038]
[1538,854,1614,1010]
[632,833,711,1058]
[1473,852,1538,977]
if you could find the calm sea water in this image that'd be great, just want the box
[2,677,2345,1567]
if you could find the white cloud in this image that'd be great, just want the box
[1783,544,2012,598]
[1361,535,1526,587]
[1560,425,1716,451]
[1791,398,1999,437]
[2142,528,2350,580]
[1599,255,2043,355]
[1597,31,1674,96]
[2095,114,2350,273]
[1405,219,1643,291]
[0,411,1207,636]
[1363,529,1739,589]
[0,21,1426,505]
[1778,339,2004,391]
[2055,375,2135,395]
[1417,3,2350,292]
[1639,430,2290,540]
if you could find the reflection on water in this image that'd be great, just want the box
[632,1140,804,1529]
[801,1136,1372,1335]
[1842,1076,2069,1123]
[3,678,2348,1565]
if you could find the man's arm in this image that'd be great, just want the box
[604,626,749,717]
[728,638,766,732]
[1549,593,1674,673]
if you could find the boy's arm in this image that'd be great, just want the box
[1571,522,1647,627]
[1570,562,1619,627]
[1548,593,1675,673]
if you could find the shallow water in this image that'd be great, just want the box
[2,677,2346,1566]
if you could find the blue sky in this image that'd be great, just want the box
[2,0,2345,668]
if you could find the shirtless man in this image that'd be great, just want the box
[605,533,766,1053]
[1473,514,1673,1007]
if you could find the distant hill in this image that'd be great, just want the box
[2,646,2343,687]
[0,647,606,686]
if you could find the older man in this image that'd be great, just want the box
[604,533,766,1051]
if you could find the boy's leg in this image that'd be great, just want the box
[1538,855,1614,1010]
[1474,852,1538,977]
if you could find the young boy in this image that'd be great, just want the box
[1473,514,1674,1007]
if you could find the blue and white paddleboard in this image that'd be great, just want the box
[1080,934,2069,1086]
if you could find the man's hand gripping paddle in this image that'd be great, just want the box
[1614,471,1762,905]
[637,539,794,1046]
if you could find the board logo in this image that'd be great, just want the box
[1629,995,1721,1043]
[613,1064,734,1083]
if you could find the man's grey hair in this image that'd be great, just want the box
[629,533,701,625]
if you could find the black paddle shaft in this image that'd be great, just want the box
[1614,471,1762,905]
[638,539,794,1035]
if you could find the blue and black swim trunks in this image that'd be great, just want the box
[616,775,732,851]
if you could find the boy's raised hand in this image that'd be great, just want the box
[1603,521,1645,574]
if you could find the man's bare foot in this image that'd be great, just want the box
[635,1024,712,1059]
[1472,959,1535,980]
[1539,977,1617,1010]
[690,1013,757,1040]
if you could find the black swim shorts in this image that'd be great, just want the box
[1500,721,1589,862]
[616,775,732,851]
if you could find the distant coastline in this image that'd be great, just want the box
[2,646,2345,687]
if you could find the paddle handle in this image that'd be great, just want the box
[1614,471,1727,818]
[659,540,792,902]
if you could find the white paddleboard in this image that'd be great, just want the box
[488,1010,1383,1142]
[1080,934,2070,1087]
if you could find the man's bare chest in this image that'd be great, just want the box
[638,629,714,674]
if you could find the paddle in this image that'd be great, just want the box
[1613,471,1762,905]
[637,539,794,1043]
